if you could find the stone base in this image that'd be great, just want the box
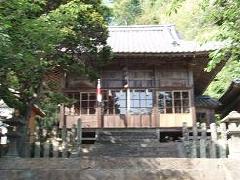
[1,158,240,180]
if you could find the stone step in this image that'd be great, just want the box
[96,130,159,143]
[80,151,178,157]
[82,130,179,158]
[94,141,176,147]
[96,140,160,146]
[98,131,158,137]
[79,142,179,157]
[97,136,159,143]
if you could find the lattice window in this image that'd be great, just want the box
[65,92,96,115]
[158,91,190,114]
[103,89,153,115]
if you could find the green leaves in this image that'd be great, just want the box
[111,0,142,25]
[206,60,240,98]
[0,0,111,115]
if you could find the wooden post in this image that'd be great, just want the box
[61,125,67,158]
[34,127,41,158]
[210,123,217,158]
[69,124,78,158]
[71,124,77,144]
[182,122,189,141]
[200,123,207,158]
[77,118,82,156]
[182,122,189,157]
[42,128,49,158]
[156,128,160,141]
[43,142,50,158]
[52,142,59,158]
[191,125,198,158]
[52,127,59,158]
[34,141,41,158]
[218,123,227,158]
[66,130,72,157]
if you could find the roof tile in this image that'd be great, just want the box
[107,25,221,54]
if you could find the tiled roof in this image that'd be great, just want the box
[107,25,221,54]
[195,96,221,108]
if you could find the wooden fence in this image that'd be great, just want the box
[2,111,240,158]
[182,122,229,158]
[29,119,83,158]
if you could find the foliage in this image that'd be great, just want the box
[109,0,240,98]
[38,93,67,128]
[0,0,112,118]
[205,60,240,98]
[111,0,142,25]
[109,0,218,40]
[197,0,240,97]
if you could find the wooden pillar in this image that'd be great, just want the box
[96,107,102,128]
[59,105,65,128]
[153,66,159,127]
[126,88,130,112]
[97,78,103,128]
[123,65,130,128]
[188,69,196,126]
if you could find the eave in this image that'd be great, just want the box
[109,51,225,96]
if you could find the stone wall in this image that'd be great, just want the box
[0,158,240,180]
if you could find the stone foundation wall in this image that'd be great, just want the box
[0,158,240,180]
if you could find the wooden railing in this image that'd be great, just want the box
[181,114,240,159]
[182,122,227,158]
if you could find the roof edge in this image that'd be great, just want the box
[219,78,240,102]
[113,51,211,57]
[108,24,175,29]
